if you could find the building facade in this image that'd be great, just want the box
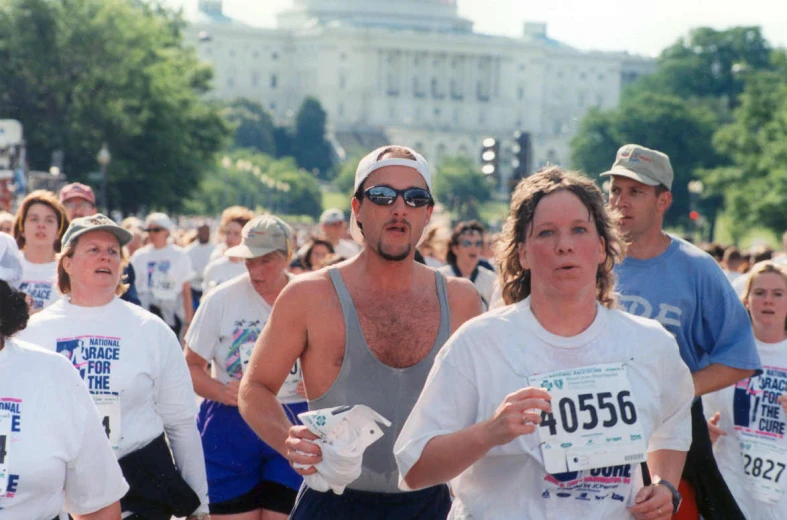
[189,0,653,184]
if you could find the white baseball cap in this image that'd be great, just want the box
[0,232,23,288]
[350,145,432,244]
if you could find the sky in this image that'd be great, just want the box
[169,0,787,57]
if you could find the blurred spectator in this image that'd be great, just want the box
[438,220,497,310]
[121,217,146,256]
[203,206,255,294]
[301,238,334,271]
[721,246,744,283]
[0,210,15,234]
[187,222,215,309]
[702,242,725,264]
[318,208,361,259]
[418,225,446,268]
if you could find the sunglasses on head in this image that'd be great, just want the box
[362,185,433,208]
[460,239,484,248]
[146,227,166,233]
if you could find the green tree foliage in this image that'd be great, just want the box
[0,0,227,213]
[292,97,334,178]
[702,70,787,238]
[433,157,493,222]
[224,98,276,155]
[571,92,720,228]
[184,150,322,219]
[639,27,772,105]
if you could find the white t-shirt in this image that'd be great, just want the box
[0,338,128,519]
[19,258,60,311]
[131,244,194,325]
[438,264,498,311]
[187,242,215,289]
[186,273,303,404]
[15,297,209,514]
[703,338,787,520]
[201,257,246,295]
[395,299,694,520]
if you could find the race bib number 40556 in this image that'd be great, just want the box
[529,363,647,474]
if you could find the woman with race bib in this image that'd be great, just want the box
[12,190,69,311]
[185,215,306,519]
[15,215,210,520]
[394,168,694,520]
[704,260,787,519]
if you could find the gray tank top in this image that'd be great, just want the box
[311,267,451,493]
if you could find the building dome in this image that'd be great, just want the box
[277,0,473,33]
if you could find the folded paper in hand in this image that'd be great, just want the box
[295,405,391,495]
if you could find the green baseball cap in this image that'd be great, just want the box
[62,214,134,249]
[599,144,674,190]
[225,215,292,259]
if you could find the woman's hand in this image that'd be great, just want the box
[481,387,552,448]
[778,394,787,415]
[220,380,240,406]
[628,482,674,520]
[707,411,727,445]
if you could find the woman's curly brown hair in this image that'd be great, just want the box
[496,167,625,308]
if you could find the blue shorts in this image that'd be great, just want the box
[289,484,452,520]
[197,399,307,504]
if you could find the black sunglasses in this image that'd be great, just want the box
[146,227,166,233]
[363,185,433,208]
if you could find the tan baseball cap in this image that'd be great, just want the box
[600,144,674,190]
[225,215,292,259]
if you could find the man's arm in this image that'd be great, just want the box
[445,277,484,334]
[692,364,755,397]
[181,281,194,324]
[74,502,121,520]
[238,281,309,455]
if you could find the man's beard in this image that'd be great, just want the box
[377,242,411,262]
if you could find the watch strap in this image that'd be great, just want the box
[654,478,682,514]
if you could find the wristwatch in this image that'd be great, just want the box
[653,477,682,514]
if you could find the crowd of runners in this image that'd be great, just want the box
[0,143,785,519]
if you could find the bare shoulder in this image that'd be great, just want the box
[441,273,483,331]
[278,269,337,306]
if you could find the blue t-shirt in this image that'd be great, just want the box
[614,235,760,374]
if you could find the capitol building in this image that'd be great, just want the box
[188,0,653,182]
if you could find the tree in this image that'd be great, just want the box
[701,69,787,238]
[571,91,721,228]
[183,150,323,219]
[433,157,492,222]
[292,97,334,178]
[0,0,228,213]
[224,98,276,155]
[635,27,772,107]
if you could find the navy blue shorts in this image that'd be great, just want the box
[289,484,452,520]
[197,399,307,505]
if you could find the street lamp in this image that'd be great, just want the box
[96,143,111,214]
[688,180,704,241]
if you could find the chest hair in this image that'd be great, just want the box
[351,289,441,368]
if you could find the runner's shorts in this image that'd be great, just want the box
[289,483,452,520]
[197,399,307,505]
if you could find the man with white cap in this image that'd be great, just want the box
[239,145,482,518]
[186,215,306,518]
[601,144,761,519]
[318,208,360,259]
[131,212,194,337]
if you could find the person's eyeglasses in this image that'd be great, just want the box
[363,185,433,208]
[460,239,484,248]
[63,200,94,210]
[146,227,165,233]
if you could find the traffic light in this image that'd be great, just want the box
[480,137,499,177]
[512,131,531,180]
